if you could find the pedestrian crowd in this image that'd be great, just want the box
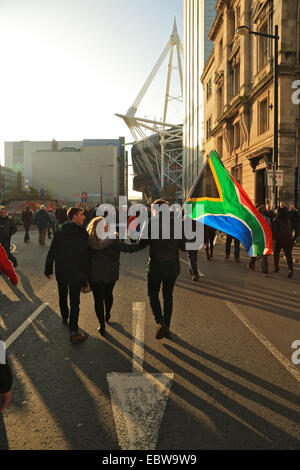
[0,198,299,413]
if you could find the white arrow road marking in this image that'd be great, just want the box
[5,303,48,349]
[107,301,174,450]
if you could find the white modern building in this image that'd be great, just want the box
[183,0,218,197]
[5,138,127,203]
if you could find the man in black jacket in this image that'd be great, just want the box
[273,206,294,278]
[45,207,89,344]
[136,199,186,340]
[0,207,17,267]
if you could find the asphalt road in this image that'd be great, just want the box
[0,230,299,450]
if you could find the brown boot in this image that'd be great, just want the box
[70,332,88,344]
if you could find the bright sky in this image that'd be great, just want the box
[0,0,183,195]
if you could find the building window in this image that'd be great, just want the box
[206,116,212,140]
[217,135,223,157]
[234,122,240,149]
[236,5,240,29]
[259,98,269,134]
[206,78,212,100]
[258,21,269,70]
[217,85,224,117]
[231,165,242,186]
[219,38,223,64]
[232,61,240,97]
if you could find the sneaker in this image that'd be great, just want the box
[70,333,88,344]
[192,274,200,281]
[155,323,166,340]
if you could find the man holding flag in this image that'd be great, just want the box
[184,150,272,260]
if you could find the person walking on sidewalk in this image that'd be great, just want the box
[47,209,57,239]
[225,234,240,262]
[272,206,294,278]
[0,242,18,412]
[21,205,33,243]
[34,205,50,245]
[44,207,89,344]
[87,216,139,337]
[0,207,17,268]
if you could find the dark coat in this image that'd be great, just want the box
[136,213,186,278]
[272,208,293,247]
[88,236,138,283]
[45,222,89,284]
[34,209,50,229]
[0,216,17,242]
[21,209,33,225]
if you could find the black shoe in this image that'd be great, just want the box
[98,326,106,337]
[155,323,166,340]
[105,312,111,323]
[164,326,170,339]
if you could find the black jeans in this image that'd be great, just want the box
[273,243,293,271]
[249,256,268,274]
[57,281,81,333]
[147,275,177,327]
[187,250,198,275]
[90,281,116,327]
[225,235,240,259]
[24,224,31,242]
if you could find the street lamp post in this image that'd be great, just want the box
[100,164,114,204]
[237,24,279,210]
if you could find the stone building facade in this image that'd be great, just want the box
[200,0,300,207]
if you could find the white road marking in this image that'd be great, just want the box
[107,301,174,450]
[132,302,146,373]
[5,303,49,349]
[0,340,6,364]
[180,257,205,277]
[225,301,300,383]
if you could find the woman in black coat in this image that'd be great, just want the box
[87,216,139,336]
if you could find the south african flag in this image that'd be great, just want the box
[184,150,272,257]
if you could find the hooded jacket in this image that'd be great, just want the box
[45,222,89,284]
